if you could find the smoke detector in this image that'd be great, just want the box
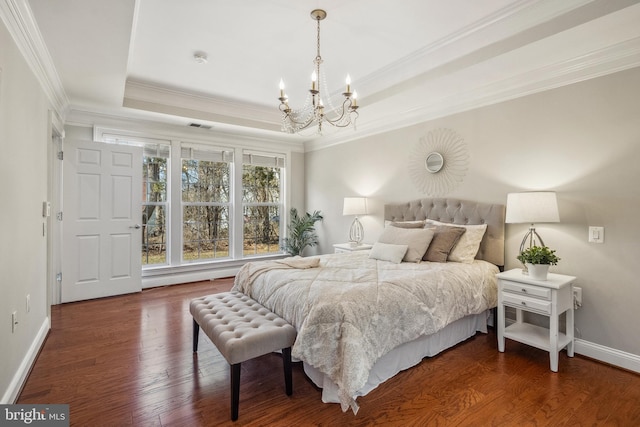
[193,51,208,64]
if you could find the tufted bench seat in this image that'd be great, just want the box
[190,291,297,421]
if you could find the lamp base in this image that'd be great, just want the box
[519,225,545,275]
[349,217,364,246]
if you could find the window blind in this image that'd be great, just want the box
[181,145,233,163]
[243,152,285,168]
[101,133,171,159]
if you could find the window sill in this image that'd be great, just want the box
[141,254,289,288]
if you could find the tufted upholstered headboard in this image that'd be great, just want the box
[384,198,505,267]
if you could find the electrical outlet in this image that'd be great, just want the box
[573,286,582,309]
[26,294,31,313]
[12,311,18,333]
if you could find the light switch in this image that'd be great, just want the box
[42,201,51,217]
[588,226,604,243]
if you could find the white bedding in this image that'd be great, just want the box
[232,251,498,413]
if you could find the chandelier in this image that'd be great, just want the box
[278,9,359,135]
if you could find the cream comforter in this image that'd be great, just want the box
[231,252,498,412]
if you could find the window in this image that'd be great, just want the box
[97,127,290,277]
[181,146,232,262]
[242,152,285,256]
[142,145,170,265]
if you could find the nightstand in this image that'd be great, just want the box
[333,243,373,254]
[496,268,576,372]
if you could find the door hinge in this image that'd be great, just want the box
[57,151,63,160]
[57,212,63,221]
[56,272,62,282]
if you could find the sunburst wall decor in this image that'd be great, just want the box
[408,128,469,196]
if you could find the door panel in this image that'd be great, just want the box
[62,140,142,302]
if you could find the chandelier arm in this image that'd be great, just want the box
[322,98,355,125]
[281,111,316,130]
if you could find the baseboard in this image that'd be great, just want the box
[142,267,241,289]
[574,339,640,374]
[504,318,640,374]
[1,317,50,404]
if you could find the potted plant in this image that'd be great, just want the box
[282,208,323,256]
[516,245,560,280]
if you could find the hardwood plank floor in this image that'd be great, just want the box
[18,278,640,426]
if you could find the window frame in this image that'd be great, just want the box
[180,144,234,263]
[241,151,286,257]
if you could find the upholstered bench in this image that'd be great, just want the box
[190,291,297,421]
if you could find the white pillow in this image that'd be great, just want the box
[426,220,487,263]
[377,226,434,263]
[368,242,408,264]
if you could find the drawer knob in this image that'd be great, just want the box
[521,288,527,293]
[521,301,527,306]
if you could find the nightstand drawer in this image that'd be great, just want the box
[502,293,552,315]
[333,243,372,253]
[502,280,551,300]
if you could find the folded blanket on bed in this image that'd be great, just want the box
[232,252,497,413]
[234,256,320,286]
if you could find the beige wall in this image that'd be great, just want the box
[0,19,52,402]
[305,67,640,357]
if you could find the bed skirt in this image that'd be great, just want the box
[302,310,490,406]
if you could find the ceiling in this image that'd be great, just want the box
[24,0,640,147]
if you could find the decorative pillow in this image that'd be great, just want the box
[426,220,487,263]
[377,226,435,263]
[422,225,466,263]
[368,242,408,264]
[387,220,425,229]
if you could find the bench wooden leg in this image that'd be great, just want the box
[192,319,200,353]
[283,347,293,396]
[231,363,241,421]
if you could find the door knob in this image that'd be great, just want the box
[130,224,141,229]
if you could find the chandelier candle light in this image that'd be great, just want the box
[278,9,359,134]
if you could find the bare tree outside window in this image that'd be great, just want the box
[142,155,168,265]
[182,159,230,261]
[242,164,282,256]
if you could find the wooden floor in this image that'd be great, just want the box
[18,279,640,427]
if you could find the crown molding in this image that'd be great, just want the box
[0,0,69,121]
[66,107,306,153]
[306,36,640,152]
[356,0,593,100]
[124,79,282,131]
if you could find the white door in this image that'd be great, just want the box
[62,140,142,302]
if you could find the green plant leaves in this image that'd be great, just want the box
[282,208,323,256]
[516,245,560,265]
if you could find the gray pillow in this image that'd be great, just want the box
[388,220,425,229]
[378,226,434,262]
[422,225,466,263]
[426,220,487,263]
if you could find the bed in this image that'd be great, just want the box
[231,198,505,413]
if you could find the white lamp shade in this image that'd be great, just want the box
[505,192,560,224]
[343,197,367,216]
